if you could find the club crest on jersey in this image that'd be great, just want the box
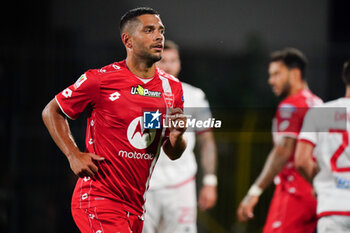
[163,92,174,108]
[130,85,161,98]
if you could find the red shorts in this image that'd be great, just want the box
[72,206,144,233]
[263,185,317,233]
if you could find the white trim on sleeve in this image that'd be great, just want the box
[55,96,75,120]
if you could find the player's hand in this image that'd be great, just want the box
[167,108,187,136]
[198,185,217,211]
[68,152,105,178]
[162,108,187,160]
[237,195,259,222]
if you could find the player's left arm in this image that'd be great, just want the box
[162,107,187,160]
[295,140,318,183]
[197,130,218,211]
[294,106,319,183]
[163,83,187,160]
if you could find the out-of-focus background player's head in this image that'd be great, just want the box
[268,48,308,98]
[120,7,165,63]
[343,59,350,85]
[156,40,181,77]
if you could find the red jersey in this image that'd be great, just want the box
[263,89,322,233]
[272,89,322,196]
[55,60,184,216]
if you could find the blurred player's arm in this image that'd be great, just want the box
[237,136,295,222]
[295,108,319,184]
[197,130,218,211]
[42,99,104,178]
[162,107,187,160]
[295,140,318,183]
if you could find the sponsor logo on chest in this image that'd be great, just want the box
[130,85,161,98]
[117,116,157,160]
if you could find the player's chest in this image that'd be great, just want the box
[96,81,170,119]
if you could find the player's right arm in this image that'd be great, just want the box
[237,136,295,222]
[42,99,104,178]
[43,71,104,178]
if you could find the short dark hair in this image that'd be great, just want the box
[119,7,159,34]
[342,59,350,85]
[270,48,308,79]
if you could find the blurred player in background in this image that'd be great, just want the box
[42,8,187,233]
[143,40,218,233]
[296,59,350,232]
[237,48,322,233]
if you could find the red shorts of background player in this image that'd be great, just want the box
[72,206,143,233]
[263,185,317,233]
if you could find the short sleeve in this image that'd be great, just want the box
[55,70,100,120]
[298,108,318,146]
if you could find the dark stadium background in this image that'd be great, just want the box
[1,0,350,232]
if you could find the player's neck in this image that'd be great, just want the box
[126,56,156,79]
[345,86,350,98]
[288,81,307,97]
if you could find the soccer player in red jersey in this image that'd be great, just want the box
[42,7,187,233]
[237,48,322,233]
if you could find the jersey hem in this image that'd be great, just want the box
[166,176,195,189]
[71,198,143,218]
[318,211,350,219]
[196,128,212,135]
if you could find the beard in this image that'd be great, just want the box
[147,53,162,64]
[279,80,291,99]
[137,47,162,66]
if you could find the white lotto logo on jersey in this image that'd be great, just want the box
[127,116,157,149]
[109,91,121,101]
[62,88,72,98]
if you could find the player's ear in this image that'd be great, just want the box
[291,68,302,82]
[122,33,132,49]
